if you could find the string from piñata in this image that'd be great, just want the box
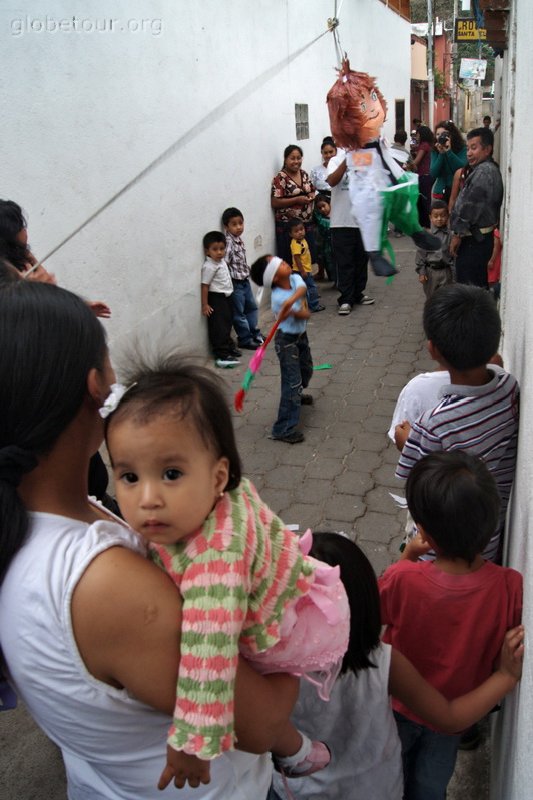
[234,318,280,412]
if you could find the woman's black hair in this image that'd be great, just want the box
[106,358,242,491]
[0,281,107,583]
[0,199,30,271]
[310,533,381,675]
[0,258,21,284]
[417,125,435,145]
[283,144,303,163]
[435,119,465,153]
[321,136,336,150]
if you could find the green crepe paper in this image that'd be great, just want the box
[241,369,255,390]
[313,363,333,370]
[379,172,423,274]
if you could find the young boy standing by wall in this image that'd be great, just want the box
[380,451,522,800]
[415,200,454,299]
[201,231,240,368]
[222,207,264,350]
[395,285,519,562]
[251,256,314,444]
[288,219,325,313]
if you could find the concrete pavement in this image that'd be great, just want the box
[0,236,489,798]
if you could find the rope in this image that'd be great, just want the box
[34,21,340,267]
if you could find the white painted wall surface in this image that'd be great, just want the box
[1,0,410,358]
[491,1,533,797]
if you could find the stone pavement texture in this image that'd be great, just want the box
[0,237,489,798]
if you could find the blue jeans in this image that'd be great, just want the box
[301,271,320,310]
[272,331,313,437]
[394,711,461,800]
[231,278,261,345]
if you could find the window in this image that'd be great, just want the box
[395,99,406,132]
[295,104,309,140]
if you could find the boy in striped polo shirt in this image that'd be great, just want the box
[395,284,519,562]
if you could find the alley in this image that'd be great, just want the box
[0,238,489,798]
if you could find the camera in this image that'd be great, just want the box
[437,133,450,145]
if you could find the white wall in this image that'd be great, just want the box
[1,0,411,358]
[491,1,533,797]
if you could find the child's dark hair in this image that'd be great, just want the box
[468,126,494,150]
[287,218,305,235]
[423,284,501,370]
[315,194,330,207]
[430,199,448,213]
[0,199,30,271]
[310,533,381,675]
[250,255,270,286]
[203,231,226,250]
[406,451,500,564]
[106,358,242,491]
[394,130,408,145]
[221,207,243,227]
[0,281,107,583]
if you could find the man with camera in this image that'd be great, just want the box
[449,127,503,288]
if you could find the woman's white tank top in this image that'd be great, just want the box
[0,511,270,799]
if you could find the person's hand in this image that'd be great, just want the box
[487,258,495,270]
[418,274,427,284]
[449,235,462,257]
[497,625,525,683]
[202,303,214,317]
[88,301,111,318]
[278,299,294,321]
[402,532,432,561]
[394,420,411,451]
[158,746,211,790]
[294,195,309,207]
[23,264,56,284]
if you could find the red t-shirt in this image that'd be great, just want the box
[379,560,522,729]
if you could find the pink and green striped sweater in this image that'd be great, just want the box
[150,478,316,760]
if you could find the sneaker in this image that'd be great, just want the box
[230,348,242,357]
[301,394,314,405]
[311,304,326,313]
[358,295,375,305]
[338,303,352,315]
[239,341,260,350]
[270,430,305,444]
[275,740,331,778]
[215,357,240,368]
[254,334,265,345]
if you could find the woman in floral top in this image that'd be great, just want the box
[271,144,317,263]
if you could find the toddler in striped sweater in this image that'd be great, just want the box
[104,359,349,791]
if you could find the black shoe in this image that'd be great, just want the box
[311,304,326,312]
[270,430,305,444]
[368,252,398,277]
[301,394,314,405]
[239,341,260,350]
[230,348,242,357]
[411,230,442,251]
[254,334,265,345]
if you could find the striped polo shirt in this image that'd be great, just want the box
[396,366,519,562]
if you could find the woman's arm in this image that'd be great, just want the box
[71,546,298,750]
[448,167,463,212]
[327,158,347,187]
[271,195,309,210]
[388,626,524,734]
[430,150,445,179]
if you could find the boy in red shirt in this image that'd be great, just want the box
[379,451,522,800]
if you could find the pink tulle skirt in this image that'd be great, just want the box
[244,530,351,701]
